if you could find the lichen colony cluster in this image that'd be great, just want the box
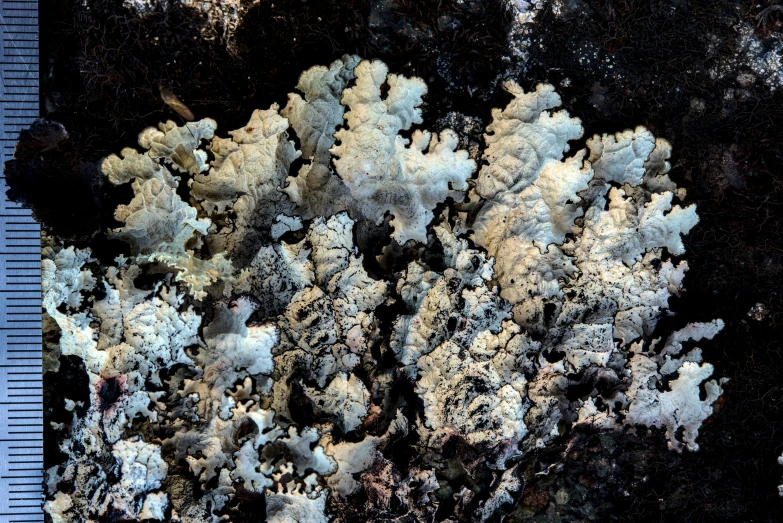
[42,57,724,522]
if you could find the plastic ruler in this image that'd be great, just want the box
[0,0,43,521]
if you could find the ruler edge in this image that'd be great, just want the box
[0,0,44,521]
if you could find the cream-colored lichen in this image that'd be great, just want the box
[331,60,476,243]
[44,58,724,523]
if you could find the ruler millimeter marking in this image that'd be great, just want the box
[0,0,43,521]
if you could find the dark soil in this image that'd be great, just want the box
[10,0,783,521]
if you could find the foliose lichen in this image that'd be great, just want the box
[41,57,724,522]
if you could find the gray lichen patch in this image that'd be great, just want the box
[41,58,723,523]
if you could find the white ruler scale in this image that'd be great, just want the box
[0,0,44,521]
